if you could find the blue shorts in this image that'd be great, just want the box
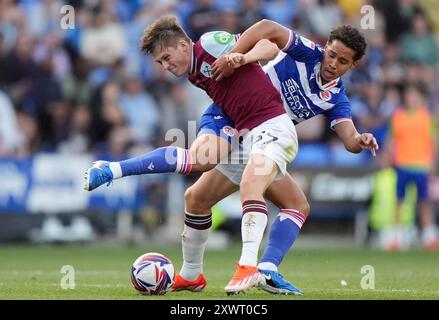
[395,167,429,201]
[198,103,236,144]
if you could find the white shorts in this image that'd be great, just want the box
[216,114,298,185]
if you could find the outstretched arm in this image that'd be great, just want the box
[334,121,379,157]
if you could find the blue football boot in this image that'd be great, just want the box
[258,269,304,295]
[84,161,113,191]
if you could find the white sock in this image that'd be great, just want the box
[180,214,211,281]
[422,224,438,244]
[396,226,404,244]
[257,262,277,271]
[109,162,122,179]
[239,210,268,266]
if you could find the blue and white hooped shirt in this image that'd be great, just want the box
[263,29,352,128]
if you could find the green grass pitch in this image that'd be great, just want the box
[0,244,438,300]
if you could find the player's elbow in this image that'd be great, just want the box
[256,20,278,38]
[258,19,275,31]
[258,19,285,47]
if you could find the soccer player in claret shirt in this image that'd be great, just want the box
[84,18,379,295]
[120,15,298,295]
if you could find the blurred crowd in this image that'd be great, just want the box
[0,0,438,168]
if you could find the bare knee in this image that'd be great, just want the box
[299,201,311,217]
[277,198,311,217]
[184,186,212,214]
[282,197,310,216]
[267,192,311,217]
[240,181,254,202]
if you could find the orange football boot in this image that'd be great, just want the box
[224,264,261,295]
[172,274,207,292]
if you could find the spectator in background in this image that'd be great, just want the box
[184,80,214,119]
[381,43,405,86]
[351,82,394,147]
[57,106,92,154]
[302,0,342,43]
[98,81,126,128]
[96,125,132,162]
[159,81,199,141]
[122,1,176,84]
[119,74,161,146]
[0,0,23,53]
[61,56,93,107]
[43,100,72,151]
[20,0,63,38]
[88,81,126,149]
[0,90,24,156]
[372,0,421,44]
[433,73,439,122]
[25,45,63,144]
[185,0,220,40]
[0,33,36,105]
[238,0,265,32]
[400,11,439,67]
[336,0,364,24]
[33,31,71,82]
[381,85,401,119]
[219,9,240,35]
[262,0,298,27]
[382,83,439,251]
[15,110,41,157]
[80,5,127,66]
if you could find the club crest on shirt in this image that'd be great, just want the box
[200,61,212,78]
[319,90,332,101]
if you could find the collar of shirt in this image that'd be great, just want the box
[314,63,339,91]
[189,42,197,74]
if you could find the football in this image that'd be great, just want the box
[130,252,175,295]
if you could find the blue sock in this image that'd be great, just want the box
[119,147,191,177]
[260,209,306,268]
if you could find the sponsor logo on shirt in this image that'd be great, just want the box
[213,32,233,45]
[282,78,313,118]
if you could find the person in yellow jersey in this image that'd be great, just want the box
[382,83,438,250]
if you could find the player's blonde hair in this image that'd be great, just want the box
[140,15,191,55]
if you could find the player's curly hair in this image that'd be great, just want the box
[141,15,190,55]
[328,25,367,61]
